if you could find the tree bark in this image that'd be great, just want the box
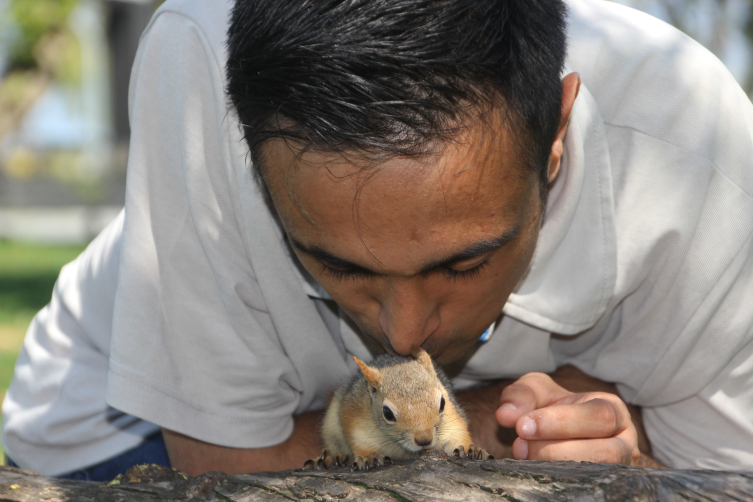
[2,451,752,501]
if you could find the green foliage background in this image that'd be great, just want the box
[7,0,80,70]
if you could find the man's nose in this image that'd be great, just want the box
[378,279,440,356]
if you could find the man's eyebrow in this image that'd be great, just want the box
[417,226,520,274]
[289,225,520,276]
[289,238,373,272]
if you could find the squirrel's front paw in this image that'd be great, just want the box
[351,452,391,471]
[303,449,350,470]
[452,444,494,460]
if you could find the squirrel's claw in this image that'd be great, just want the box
[303,448,340,470]
[372,453,386,467]
[351,453,386,471]
[467,444,494,460]
[334,452,349,467]
[451,444,493,460]
[302,449,353,470]
[351,456,365,471]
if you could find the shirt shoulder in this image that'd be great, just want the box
[147,0,233,66]
[566,0,753,197]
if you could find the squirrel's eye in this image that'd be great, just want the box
[382,405,396,422]
[439,396,446,413]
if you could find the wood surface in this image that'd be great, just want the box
[1,450,752,501]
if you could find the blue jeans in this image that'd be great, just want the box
[5,431,171,482]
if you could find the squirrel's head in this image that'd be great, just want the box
[352,347,448,454]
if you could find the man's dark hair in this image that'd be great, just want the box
[226,0,567,193]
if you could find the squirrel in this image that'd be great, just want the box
[304,347,492,471]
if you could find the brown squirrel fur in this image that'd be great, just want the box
[305,347,491,470]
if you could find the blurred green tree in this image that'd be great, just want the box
[7,0,80,73]
[1,0,82,146]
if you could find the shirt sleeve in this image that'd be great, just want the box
[643,335,753,470]
[639,227,753,469]
[105,10,300,448]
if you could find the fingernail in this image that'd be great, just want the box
[515,439,528,460]
[499,403,517,412]
[520,416,536,438]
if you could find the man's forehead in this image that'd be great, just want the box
[263,116,538,274]
[270,144,523,232]
[263,113,526,200]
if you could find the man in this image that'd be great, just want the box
[3,0,753,479]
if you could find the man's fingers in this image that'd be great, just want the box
[515,397,632,441]
[509,395,641,466]
[496,372,571,428]
[512,436,638,465]
[496,372,642,466]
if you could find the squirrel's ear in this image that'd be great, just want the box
[411,346,435,374]
[353,356,381,387]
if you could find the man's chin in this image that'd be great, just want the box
[432,340,486,376]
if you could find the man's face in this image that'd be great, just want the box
[264,117,544,366]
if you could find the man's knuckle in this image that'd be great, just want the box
[500,382,524,399]
[611,438,637,464]
[593,400,619,434]
[588,391,618,403]
[612,442,629,463]
[504,380,538,399]
[518,372,550,387]
[526,372,550,380]
[588,394,630,428]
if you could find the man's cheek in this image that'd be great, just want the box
[334,302,391,351]
[324,286,379,326]
[321,280,369,305]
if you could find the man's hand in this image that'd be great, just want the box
[455,365,664,468]
[496,372,640,464]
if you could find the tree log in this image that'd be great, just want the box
[1,451,752,501]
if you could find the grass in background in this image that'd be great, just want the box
[0,239,87,463]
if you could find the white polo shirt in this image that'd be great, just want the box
[3,0,753,475]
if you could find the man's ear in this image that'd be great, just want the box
[547,72,581,184]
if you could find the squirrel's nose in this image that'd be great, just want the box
[414,436,433,448]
